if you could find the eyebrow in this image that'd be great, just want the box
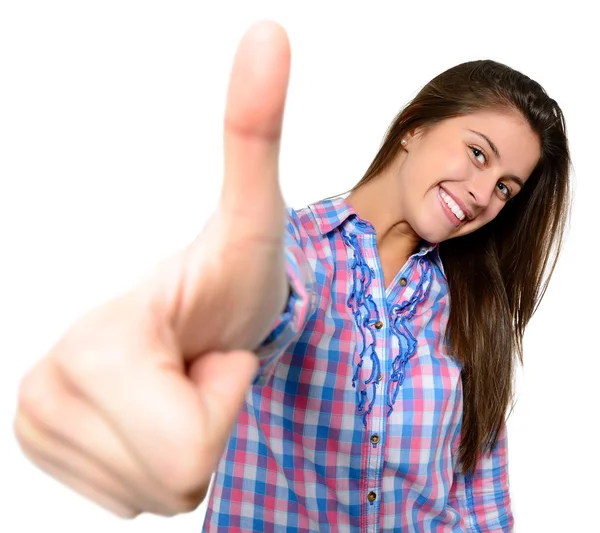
[468,129,525,188]
[469,129,501,159]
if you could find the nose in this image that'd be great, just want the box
[466,173,497,210]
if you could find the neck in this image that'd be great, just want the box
[346,161,421,259]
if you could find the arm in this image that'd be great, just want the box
[449,425,513,532]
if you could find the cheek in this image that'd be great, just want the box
[484,201,506,223]
[457,204,503,237]
[433,157,472,187]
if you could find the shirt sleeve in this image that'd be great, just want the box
[449,424,514,532]
[252,207,318,386]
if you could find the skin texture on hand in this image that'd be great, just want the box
[13,20,291,519]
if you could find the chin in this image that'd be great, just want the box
[413,224,453,245]
[414,216,478,244]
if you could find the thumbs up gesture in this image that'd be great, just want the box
[14,21,291,518]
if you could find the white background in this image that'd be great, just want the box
[1,1,598,531]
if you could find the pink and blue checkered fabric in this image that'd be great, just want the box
[203,197,512,532]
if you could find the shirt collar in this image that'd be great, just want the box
[308,195,443,273]
[309,196,358,236]
[310,196,436,246]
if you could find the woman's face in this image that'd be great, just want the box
[398,109,541,243]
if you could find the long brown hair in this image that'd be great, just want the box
[351,60,571,475]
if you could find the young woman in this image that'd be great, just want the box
[14,21,570,533]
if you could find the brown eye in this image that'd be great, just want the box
[470,146,486,165]
[497,182,512,199]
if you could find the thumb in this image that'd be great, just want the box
[221,20,291,218]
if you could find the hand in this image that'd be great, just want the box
[14,20,291,518]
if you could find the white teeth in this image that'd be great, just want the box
[440,190,466,221]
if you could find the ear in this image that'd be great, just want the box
[402,125,429,150]
[400,132,415,151]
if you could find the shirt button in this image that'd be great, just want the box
[374,320,383,329]
[367,491,377,503]
[399,277,407,286]
[370,434,380,444]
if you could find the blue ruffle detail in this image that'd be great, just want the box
[387,256,433,415]
[343,225,433,423]
[342,228,381,426]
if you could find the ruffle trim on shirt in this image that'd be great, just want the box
[342,228,381,426]
[387,256,433,415]
[343,227,434,425]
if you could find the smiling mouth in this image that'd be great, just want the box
[439,188,466,222]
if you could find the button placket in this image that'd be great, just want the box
[357,232,385,528]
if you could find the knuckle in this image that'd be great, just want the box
[13,412,32,449]
[62,345,103,384]
[58,325,112,381]
[59,339,124,391]
[53,302,133,385]
[17,362,59,426]
[16,368,41,417]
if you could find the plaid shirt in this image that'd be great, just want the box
[203,197,512,532]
